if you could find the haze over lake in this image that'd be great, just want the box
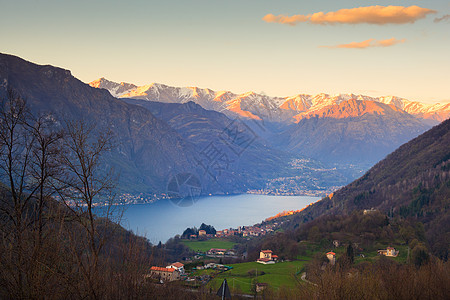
[116,194,319,244]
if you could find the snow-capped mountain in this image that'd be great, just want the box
[89,78,450,124]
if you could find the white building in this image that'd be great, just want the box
[166,262,185,274]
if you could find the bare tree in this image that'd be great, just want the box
[0,89,64,298]
[0,91,155,299]
[55,119,118,299]
[0,89,37,298]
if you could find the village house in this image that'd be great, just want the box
[208,248,227,256]
[148,266,181,282]
[257,250,278,264]
[378,247,399,257]
[166,262,185,274]
[326,251,336,265]
[198,230,206,236]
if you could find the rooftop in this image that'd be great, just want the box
[170,262,184,268]
[150,266,174,273]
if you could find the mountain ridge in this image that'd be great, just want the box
[90,77,450,124]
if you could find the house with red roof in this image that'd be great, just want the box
[326,251,336,265]
[257,249,278,264]
[166,262,185,274]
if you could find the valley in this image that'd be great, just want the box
[0,52,449,299]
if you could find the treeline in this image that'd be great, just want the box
[181,223,216,238]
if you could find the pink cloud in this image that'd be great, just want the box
[262,14,309,26]
[263,5,436,26]
[321,38,406,49]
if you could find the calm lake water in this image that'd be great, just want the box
[113,194,319,244]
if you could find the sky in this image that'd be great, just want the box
[1,0,449,103]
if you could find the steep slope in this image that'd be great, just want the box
[277,99,431,165]
[0,53,203,196]
[121,99,301,192]
[3,54,288,197]
[295,118,450,258]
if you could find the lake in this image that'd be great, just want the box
[112,194,319,244]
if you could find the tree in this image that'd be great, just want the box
[55,119,118,299]
[0,91,157,299]
[411,244,429,267]
[346,243,354,264]
[0,89,64,298]
[199,223,216,234]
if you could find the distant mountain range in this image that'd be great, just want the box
[0,53,346,198]
[1,53,448,200]
[277,99,430,164]
[90,77,450,124]
[91,78,441,166]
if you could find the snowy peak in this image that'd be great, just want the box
[89,77,137,97]
[293,99,405,122]
[88,78,450,124]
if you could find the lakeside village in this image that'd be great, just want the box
[145,207,403,294]
[112,158,352,205]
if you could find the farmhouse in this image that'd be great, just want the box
[166,262,185,274]
[378,247,399,257]
[257,250,278,264]
[148,266,181,282]
[208,248,227,256]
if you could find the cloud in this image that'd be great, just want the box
[434,14,450,23]
[321,38,406,49]
[263,5,437,26]
[262,14,308,26]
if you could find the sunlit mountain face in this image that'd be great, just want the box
[90,77,450,124]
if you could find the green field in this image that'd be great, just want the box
[207,260,308,294]
[181,239,236,252]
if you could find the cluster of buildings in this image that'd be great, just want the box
[186,223,280,240]
[188,229,215,239]
[195,262,232,271]
[325,246,399,265]
[116,193,159,205]
[378,247,399,257]
[207,248,236,257]
[214,223,278,239]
